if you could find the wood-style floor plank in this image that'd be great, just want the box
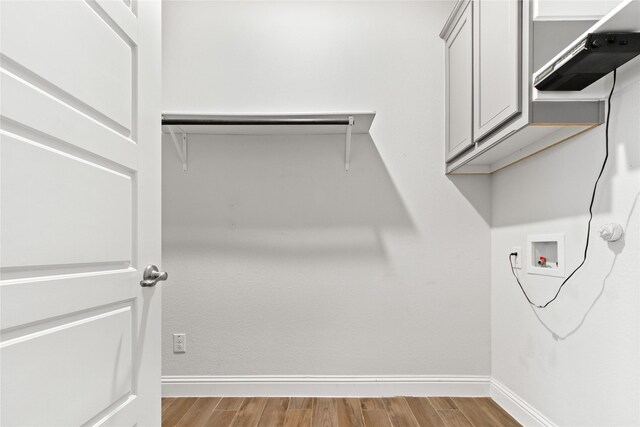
[435,410,473,427]
[205,410,238,427]
[362,410,392,427]
[483,398,521,427]
[231,397,269,427]
[337,398,364,427]
[405,397,445,427]
[360,398,386,411]
[285,409,313,427]
[218,397,246,411]
[312,398,338,427]
[451,398,493,426]
[452,398,520,427]
[162,398,176,412]
[258,397,290,427]
[289,398,313,410]
[176,397,221,427]
[382,397,420,427]
[427,398,457,411]
[162,397,198,427]
[162,397,520,427]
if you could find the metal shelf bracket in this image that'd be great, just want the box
[345,116,354,172]
[168,126,187,172]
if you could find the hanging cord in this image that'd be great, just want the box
[509,69,617,309]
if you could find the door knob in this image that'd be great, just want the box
[140,265,168,287]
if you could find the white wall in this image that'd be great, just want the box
[162,1,492,380]
[491,59,640,426]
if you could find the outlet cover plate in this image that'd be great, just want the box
[173,333,186,353]
[511,246,522,269]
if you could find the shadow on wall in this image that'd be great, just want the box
[492,72,640,228]
[443,69,640,228]
[493,79,640,339]
[616,60,640,172]
[491,122,615,227]
[162,133,414,261]
[448,175,492,226]
[531,190,638,341]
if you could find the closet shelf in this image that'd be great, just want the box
[161,112,376,172]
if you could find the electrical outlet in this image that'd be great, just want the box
[173,333,186,353]
[511,246,522,269]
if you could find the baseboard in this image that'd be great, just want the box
[490,379,556,427]
[162,375,491,398]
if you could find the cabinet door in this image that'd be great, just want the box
[445,2,473,161]
[533,0,621,21]
[473,0,521,141]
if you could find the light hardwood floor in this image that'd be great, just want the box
[161,397,521,427]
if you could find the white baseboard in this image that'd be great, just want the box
[162,375,491,398]
[490,379,556,427]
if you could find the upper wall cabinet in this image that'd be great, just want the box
[444,1,473,161]
[473,0,521,141]
[533,0,621,21]
[440,0,608,174]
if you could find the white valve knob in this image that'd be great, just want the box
[598,223,623,242]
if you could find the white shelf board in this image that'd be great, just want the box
[532,0,640,101]
[161,112,375,135]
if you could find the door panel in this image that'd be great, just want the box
[1,272,135,330]
[0,1,161,425]
[0,70,137,169]
[0,0,133,132]
[445,2,473,161]
[473,0,521,141]
[1,307,133,426]
[1,133,132,269]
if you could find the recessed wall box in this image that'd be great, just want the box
[527,234,565,278]
[534,32,640,91]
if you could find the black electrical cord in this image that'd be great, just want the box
[509,69,617,309]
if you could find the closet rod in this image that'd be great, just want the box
[162,118,351,126]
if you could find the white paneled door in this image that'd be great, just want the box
[0,1,162,425]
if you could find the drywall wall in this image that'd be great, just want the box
[491,59,640,426]
[162,1,492,383]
